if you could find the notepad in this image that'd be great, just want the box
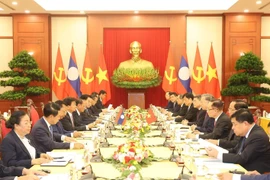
[41,160,69,167]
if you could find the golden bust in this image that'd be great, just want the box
[118,41,154,69]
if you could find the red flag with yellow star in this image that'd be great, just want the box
[162,44,178,92]
[81,45,95,94]
[190,44,205,95]
[205,44,221,98]
[52,45,68,100]
[94,44,111,103]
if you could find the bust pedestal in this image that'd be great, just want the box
[127,89,145,109]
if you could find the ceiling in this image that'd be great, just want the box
[0,0,270,14]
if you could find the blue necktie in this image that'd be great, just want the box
[237,137,246,154]
[49,126,53,138]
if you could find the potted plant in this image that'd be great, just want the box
[221,52,270,102]
[0,50,50,105]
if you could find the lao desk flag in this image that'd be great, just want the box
[178,56,192,93]
[66,45,81,97]
[117,112,125,125]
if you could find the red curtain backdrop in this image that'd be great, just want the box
[103,28,170,108]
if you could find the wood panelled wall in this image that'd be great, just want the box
[223,14,262,110]
[0,13,270,113]
[0,15,51,114]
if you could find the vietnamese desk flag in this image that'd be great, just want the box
[52,45,67,100]
[205,44,221,98]
[94,44,111,103]
[66,45,81,98]
[81,45,95,94]
[190,44,205,95]
[177,55,192,93]
[162,44,178,92]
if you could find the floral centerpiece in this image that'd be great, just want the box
[122,106,151,137]
[106,139,154,180]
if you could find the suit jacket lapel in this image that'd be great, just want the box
[41,118,53,138]
[11,130,32,159]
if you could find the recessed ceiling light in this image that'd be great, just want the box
[134,10,139,14]
[244,9,249,13]
[80,10,85,14]
[188,10,193,13]
[12,1,18,5]
[0,8,3,11]
[256,0,262,4]
[25,10,30,13]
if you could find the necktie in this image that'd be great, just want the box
[237,137,246,154]
[49,126,53,138]
[70,114,75,128]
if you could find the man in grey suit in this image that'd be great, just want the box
[31,102,84,153]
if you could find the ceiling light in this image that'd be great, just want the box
[25,10,30,13]
[256,0,262,4]
[80,10,85,14]
[134,10,139,14]
[0,8,3,11]
[188,10,193,13]
[12,1,18,5]
[244,9,249,13]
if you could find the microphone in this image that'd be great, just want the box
[178,163,193,180]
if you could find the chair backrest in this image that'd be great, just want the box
[1,119,11,138]
[30,105,40,127]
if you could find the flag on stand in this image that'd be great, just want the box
[162,44,178,92]
[117,111,126,125]
[52,45,68,100]
[146,109,156,124]
[205,44,221,98]
[65,45,81,97]
[94,44,111,104]
[81,45,95,94]
[176,55,192,94]
[190,44,205,95]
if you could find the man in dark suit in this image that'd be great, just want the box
[80,94,99,121]
[207,100,247,149]
[171,94,188,117]
[207,109,270,174]
[164,91,173,110]
[175,93,198,123]
[61,97,96,131]
[0,161,45,180]
[31,102,84,153]
[191,94,215,134]
[95,90,106,110]
[188,99,231,139]
[166,92,180,114]
[182,95,206,127]
[52,100,82,138]
[218,171,270,180]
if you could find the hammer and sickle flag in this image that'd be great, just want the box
[190,44,206,95]
[52,45,68,100]
[162,44,178,92]
[81,45,95,94]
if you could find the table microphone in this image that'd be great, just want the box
[178,163,192,180]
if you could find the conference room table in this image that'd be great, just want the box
[31,125,246,180]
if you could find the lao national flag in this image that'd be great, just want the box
[178,56,192,93]
[66,46,81,97]
[117,112,125,125]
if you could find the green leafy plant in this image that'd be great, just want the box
[0,50,50,104]
[221,52,270,102]
[111,68,162,89]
